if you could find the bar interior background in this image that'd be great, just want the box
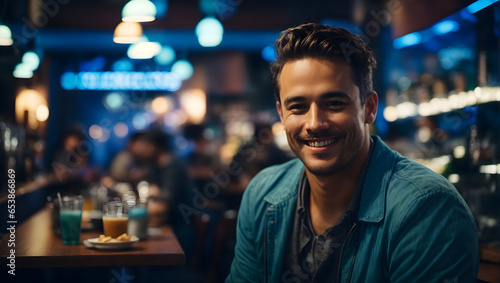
[0,0,499,282]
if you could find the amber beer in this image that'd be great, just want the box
[103,201,128,238]
[102,216,128,238]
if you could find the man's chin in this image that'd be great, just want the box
[303,161,340,176]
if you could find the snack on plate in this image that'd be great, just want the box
[116,233,131,241]
[97,233,134,242]
[98,235,112,242]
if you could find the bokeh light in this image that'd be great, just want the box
[180,89,206,124]
[195,17,224,47]
[154,46,176,65]
[104,92,124,110]
[151,96,173,115]
[22,51,40,71]
[132,113,150,130]
[35,105,49,122]
[171,60,194,80]
[13,63,33,79]
[261,45,277,62]
[89,125,103,140]
[114,122,129,138]
[127,41,162,59]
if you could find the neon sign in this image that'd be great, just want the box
[60,71,182,91]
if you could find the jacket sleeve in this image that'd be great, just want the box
[388,189,479,283]
[226,180,261,283]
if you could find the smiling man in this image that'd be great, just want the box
[226,23,478,283]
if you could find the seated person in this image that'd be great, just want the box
[226,23,478,282]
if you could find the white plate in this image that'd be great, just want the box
[85,237,139,250]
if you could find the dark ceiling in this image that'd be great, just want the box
[1,0,370,31]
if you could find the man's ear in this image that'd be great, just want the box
[364,91,378,124]
[276,101,284,123]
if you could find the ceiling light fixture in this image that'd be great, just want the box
[122,0,157,23]
[113,21,143,44]
[127,41,162,59]
[0,24,13,46]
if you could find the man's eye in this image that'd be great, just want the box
[289,104,306,110]
[326,101,345,107]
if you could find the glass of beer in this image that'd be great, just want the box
[102,201,128,238]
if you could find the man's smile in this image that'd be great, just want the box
[304,137,340,148]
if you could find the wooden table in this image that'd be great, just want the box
[0,206,185,268]
[479,245,500,283]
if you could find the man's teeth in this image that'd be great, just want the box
[309,139,336,147]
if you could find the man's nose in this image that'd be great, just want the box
[306,104,329,132]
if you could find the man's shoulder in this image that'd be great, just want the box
[391,156,455,195]
[381,154,473,221]
[243,158,303,203]
[255,157,303,178]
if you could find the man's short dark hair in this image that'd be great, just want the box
[270,23,377,104]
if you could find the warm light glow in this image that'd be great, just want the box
[390,87,500,121]
[466,91,477,106]
[195,17,224,47]
[113,21,143,44]
[383,106,398,122]
[171,60,193,80]
[180,89,206,124]
[15,89,47,128]
[448,174,460,184]
[89,125,103,140]
[35,105,49,122]
[127,41,162,59]
[479,164,499,174]
[271,122,285,135]
[417,127,432,142]
[0,25,13,46]
[453,145,466,159]
[396,102,417,119]
[114,122,129,138]
[122,0,157,22]
[151,96,173,115]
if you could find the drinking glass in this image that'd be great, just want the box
[102,201,128,238]
[59,196,83,245]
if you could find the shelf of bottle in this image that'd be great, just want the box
[384,86,500,122]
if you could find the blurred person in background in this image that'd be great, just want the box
[182,123,227,272]
[225,122,290,209]
[108,131,157,186]
[183,123,224,207]
[51,127,93,194]
[146,129,196,264]
[227,23,478,282]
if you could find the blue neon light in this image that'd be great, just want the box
[432,20,459,35]
[261,45,277,62]
[60,71,182,91]
[393,32,422,49]
[467,0,498,14]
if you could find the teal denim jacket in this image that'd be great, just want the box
[226,135,479,283]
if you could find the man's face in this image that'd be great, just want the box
[276,58,377,176]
